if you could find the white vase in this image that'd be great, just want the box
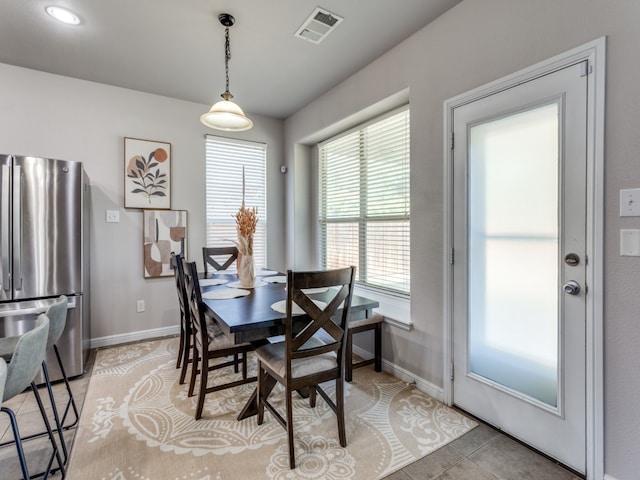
[237,252,255,287]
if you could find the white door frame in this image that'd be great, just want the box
[443,37,605,479]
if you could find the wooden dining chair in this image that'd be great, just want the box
[182,259,256,420]
[255,266,356,469]
[202,246,238,275]
[171,252,193,385]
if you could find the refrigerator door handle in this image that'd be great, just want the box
[1,164,10,291]
[0,296,75,318]
[12,165,22,291]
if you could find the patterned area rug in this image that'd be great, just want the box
[67,338,476,479]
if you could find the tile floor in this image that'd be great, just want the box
[0,346,582,480]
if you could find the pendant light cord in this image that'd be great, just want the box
[224,27,231,97]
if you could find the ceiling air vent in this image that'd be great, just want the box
[294,7,343,44]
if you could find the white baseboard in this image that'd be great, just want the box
[604,475,620,480]
[351,344,444,403]
[91,325,179,349]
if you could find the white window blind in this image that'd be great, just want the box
[319,107,410,296]
[205,136,267,269]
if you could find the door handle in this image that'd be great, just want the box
[13,165,22,291]
[1,164,9,290]
[563,280,581,295]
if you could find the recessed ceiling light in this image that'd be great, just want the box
[45,6,81,25]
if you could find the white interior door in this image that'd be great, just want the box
[451,61,588,472]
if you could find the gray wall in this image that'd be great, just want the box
[284,1,640,478]
[0,64,286,342]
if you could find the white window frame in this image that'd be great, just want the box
[318,106,411,324]
[205,135,267,269]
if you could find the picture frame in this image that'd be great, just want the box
[143,210,187,278]
[124,137,172,209]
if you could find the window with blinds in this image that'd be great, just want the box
[205,136,267,268]
[319,107,410,296]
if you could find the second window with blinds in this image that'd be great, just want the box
[205,136,267,269]
[319,107,410,297]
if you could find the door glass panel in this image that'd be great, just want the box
[468,103,559,407]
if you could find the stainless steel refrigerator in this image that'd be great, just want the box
[0,155,90,382]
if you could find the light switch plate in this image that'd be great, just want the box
[620,188,640,216]
[106,210,120,223]
[620,229,640,256]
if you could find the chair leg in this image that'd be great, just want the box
[179,330,193,385]
[336,377,346,447]
[285,387,295,469]
[309,386,317,408]
[1,407,30,480]
[176,322,185,369]
[257,363,265,425]
[374,323,382,372]
[346,330,354,382]
[242,352,248,379]
[53,344,80,431]
[42,360,69,465]
[195,352,208,420]
[31,381,66,478]
[188,346,199,397]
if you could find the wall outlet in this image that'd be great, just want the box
[620,229,640,256]
[136,300,145,312]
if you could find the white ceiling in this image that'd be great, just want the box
[0,0,461,119]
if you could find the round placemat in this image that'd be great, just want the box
[227,279,267,289]
[199,278,229,287]
[202,288,251,300]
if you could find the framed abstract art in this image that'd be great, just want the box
[143,210,187,278]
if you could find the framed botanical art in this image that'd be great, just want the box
[124,137,171,209]
[143,210,187,278]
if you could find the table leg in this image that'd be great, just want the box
[237,374,276,420]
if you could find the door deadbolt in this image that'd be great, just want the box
[563,280,581,295]
[564,253,580,266]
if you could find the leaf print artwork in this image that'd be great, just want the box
[126,148,168,204]
[124,138,171,209]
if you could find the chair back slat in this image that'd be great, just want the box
[285,267,356,368]
[182,259,207,349]
[171,253,191,333]
[202,246,238,275]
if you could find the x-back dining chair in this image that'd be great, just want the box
[202,246,238,275]
[255,266,356,469]
[171,252,194,384]
[182,259,256,420]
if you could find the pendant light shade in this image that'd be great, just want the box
[201,14,253,131]
[201,94,253,131]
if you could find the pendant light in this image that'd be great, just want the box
[200,13,253,131]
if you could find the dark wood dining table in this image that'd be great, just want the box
[199,270,379,420]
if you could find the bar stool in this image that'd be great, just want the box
[0,296,78,467]
[345,313,384,382]
[0,315,66,479]
[41,296,78,464]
